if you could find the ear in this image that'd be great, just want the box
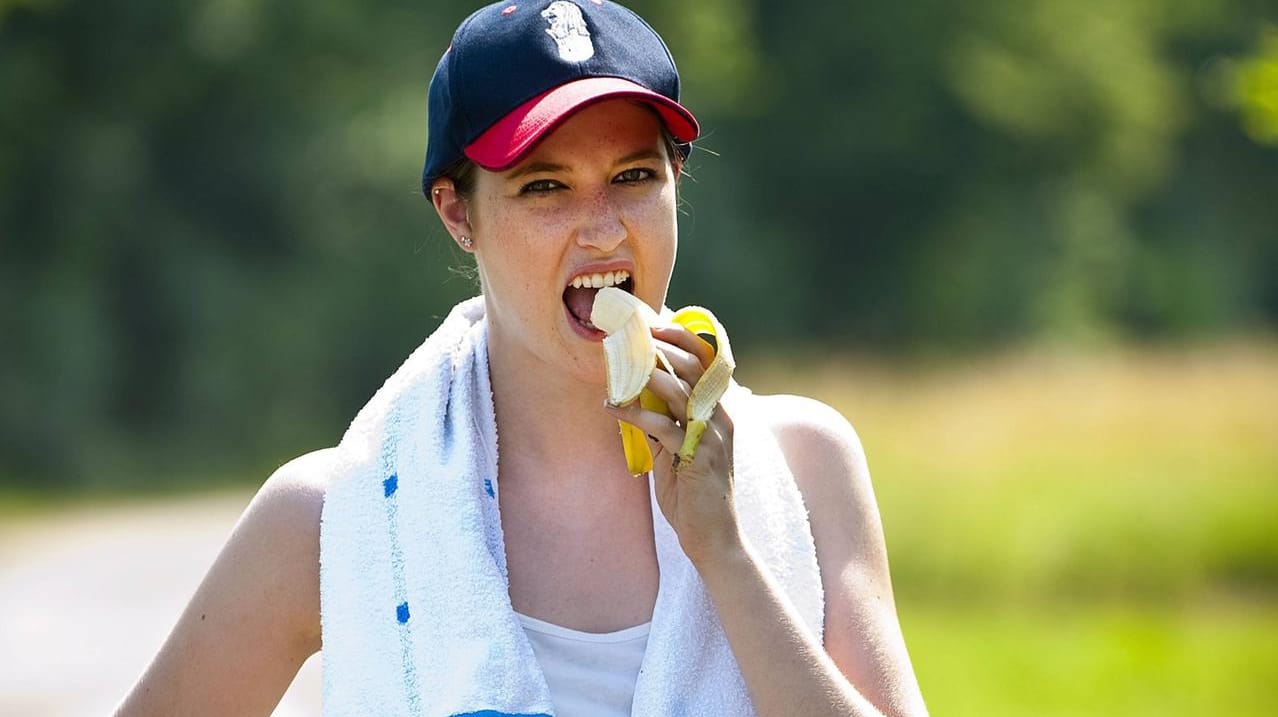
[430,180,474,252]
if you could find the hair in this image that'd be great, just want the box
[436,105,688,201]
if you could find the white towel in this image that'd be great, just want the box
[319,296,824,716]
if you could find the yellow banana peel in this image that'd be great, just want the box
[591,287,735,474]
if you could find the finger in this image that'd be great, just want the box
[604,400,684,456]
[644,368,692,423]
[710,401,734,433]
[682,402,734,467]
[653,325,715,369]
[651,336,705,387]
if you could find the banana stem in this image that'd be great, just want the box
[678,419,708,463]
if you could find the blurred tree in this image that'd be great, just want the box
[1,0,1275,489]
[1230,24,1278,144]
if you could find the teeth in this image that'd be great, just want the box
[569,270,631,291]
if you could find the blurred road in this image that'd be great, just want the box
[0,492,322,716]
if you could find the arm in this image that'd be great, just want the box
[693,395,927,717]
[607,327,927,716]
[113,449,332,717]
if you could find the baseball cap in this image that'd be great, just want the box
[421,0,700,193]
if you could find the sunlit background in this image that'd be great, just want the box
[2,0,1276,714]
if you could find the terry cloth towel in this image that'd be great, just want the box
[319,296,825,716]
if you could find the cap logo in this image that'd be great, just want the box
[541,1,594,62]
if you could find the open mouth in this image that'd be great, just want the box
[563,270,634,331]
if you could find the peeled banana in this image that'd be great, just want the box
[591,286,663,406]
[591,286,735,475]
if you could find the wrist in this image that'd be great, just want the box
[686,530,751,580]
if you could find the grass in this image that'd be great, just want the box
[744,338,1278,715]
[5,338,1276,714]
[904,600,1278,716]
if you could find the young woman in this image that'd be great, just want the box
[117,2,927,716]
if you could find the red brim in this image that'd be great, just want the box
[464,76,700,171]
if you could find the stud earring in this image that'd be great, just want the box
[460,236,473,250]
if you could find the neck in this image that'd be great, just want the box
[486,324,634,493]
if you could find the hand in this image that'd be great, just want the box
[603,325,743,568]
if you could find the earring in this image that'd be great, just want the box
[460,236,473,250]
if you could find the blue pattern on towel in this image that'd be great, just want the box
[381,437,423,715]
[449,712,553,717]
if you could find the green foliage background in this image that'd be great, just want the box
[3,3,1277,714]
[1,1,1275,482]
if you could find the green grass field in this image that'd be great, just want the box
[4,339,1274,715]
[746,339,1278,716]
[906,602,1278,716]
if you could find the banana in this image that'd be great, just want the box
[591,286,663,406]
[668,305,734,463]
[591,286,735,475]
[590,287,670,474]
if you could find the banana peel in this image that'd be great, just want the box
[591,287,735,475]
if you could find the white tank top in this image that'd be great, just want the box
[514,610,651,717]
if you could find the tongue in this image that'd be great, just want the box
[564,286,600,325]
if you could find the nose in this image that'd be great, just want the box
[574,189,627,252]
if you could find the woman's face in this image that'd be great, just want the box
[465,99,679,385]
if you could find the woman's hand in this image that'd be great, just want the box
[603,325,743,569]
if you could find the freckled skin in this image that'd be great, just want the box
[466,100,679,392]
[115,94,924,717]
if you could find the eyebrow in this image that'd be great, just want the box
[507,161,569,180]
[615,148,666,165]
[506,148,667,180]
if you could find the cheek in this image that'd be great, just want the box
[626,183,678,229]
[629,191,679,297]
[479,222,559,300]
[644,191,679,253]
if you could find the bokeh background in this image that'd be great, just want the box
[2,0,1276,714]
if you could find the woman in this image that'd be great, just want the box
[117,2,927,715]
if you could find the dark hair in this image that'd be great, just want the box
[440,156,480,199]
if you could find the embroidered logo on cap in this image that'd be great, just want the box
[542,1,593,62]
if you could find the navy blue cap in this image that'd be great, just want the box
[422,0,699,192]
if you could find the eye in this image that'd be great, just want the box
[614,167,656,184]
[519,178,564,195]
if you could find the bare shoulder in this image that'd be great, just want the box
[753,393,883,581]
[755,393,867,462]
[251,447,338,543]
[237,446,339,620]
[220,446,342,647]
[754,393,873,513]
[753,393,929,717]
[114,448,340,717]
[228,447,337,610]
